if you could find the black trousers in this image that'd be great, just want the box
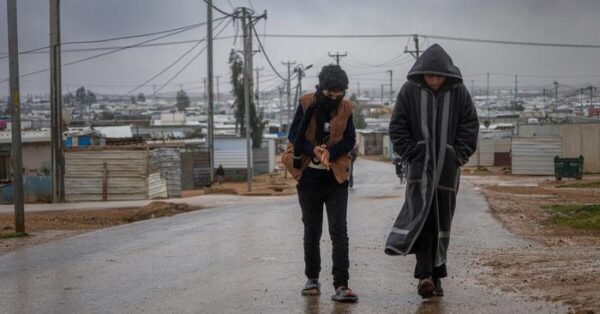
[297,181,349,288]
[413,200,447,279]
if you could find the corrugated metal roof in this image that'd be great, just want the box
[94,125,133,138]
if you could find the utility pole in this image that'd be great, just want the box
[487,73,490,121]
[514,74,518,111]
[543,88,546,108]
[238,7,266,192]
[7,0,25,232]
[554,81,559,105]
[380,84,385,105]
[255,67,264,113]
[241,7,253,192]
[470,80,475,96]
[328,51,347,66]
[404,34,420,59]
[206,0,215,183]
[277,85,284,130]
[294,64,313,99]
[386,70,393,101]
[357,82,360,97]
[50,0,64,203]
[215,75,221,104]
[282,60,296,131]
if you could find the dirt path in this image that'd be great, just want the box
[466,171,600,313]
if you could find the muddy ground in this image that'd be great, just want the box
[0,201,202,253]
[466,169,600,313]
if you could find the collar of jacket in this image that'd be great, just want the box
[299,93,352,147]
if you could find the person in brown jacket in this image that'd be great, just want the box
[283,64,357,302]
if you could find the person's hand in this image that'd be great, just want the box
[320,146,331,170]
[313,146,324,159]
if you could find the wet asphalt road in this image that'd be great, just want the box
[0,159,566,314]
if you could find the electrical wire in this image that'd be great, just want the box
[150,17,233,97]
[0,19,225,83]
[259,33,600,48]
[0,18,227,60]
[123,18,228,97]
[251,24,288,81]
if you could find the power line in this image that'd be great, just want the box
[0,18,227,60]
[422,34,600,49]
[258,33,600,48]
[123,18,227,96]
[62,21,211,45]
[251,23,288,81]
[346,53,406,68]
[0,18,228,84]
[151,17,233,96]
[262,33,413,39]
[0,36,237,56]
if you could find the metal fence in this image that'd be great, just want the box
[65,149,149,202]
[511,137,562,175]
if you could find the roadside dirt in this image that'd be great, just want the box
[0,201,203,253]
[182,171,297,198]
[465,169,600,313]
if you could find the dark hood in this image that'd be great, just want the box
[407,44,463,88]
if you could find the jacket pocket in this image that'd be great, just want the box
[438,145,460,189]
[446,144,460,166]
[407,141,426,180]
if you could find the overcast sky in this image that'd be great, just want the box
[2,0,600,98]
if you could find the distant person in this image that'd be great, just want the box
[214,165,225,185]
[349,144,359,187]
[282,64,358,302]
[385,44,479,299]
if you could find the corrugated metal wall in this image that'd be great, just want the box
[560,124,600,173]
[214,138,247,168]
[150,149,182,198]
[148,172,168,199]
[511,137,562,175]
[65,150,148,202]
[517,124,561,137]
[494,139,512,153]
[253,146,270,175]
[465,138,494,167]
[180,149,212,189]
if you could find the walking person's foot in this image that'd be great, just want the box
[433,278,444,297]
[301,279,321,296]
[331,286,358,303]
[417,276,435,299]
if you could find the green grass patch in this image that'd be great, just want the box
[556,181,600,189]
[0,232,29,239]
[542,204,600,230]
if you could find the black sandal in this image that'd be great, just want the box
[418,277,435,299]
[331,286,358,302]
[301,279,321,296]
